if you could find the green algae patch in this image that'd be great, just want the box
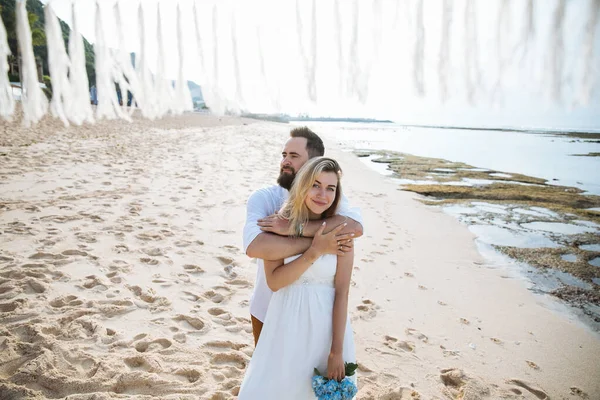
[494,245,600,283]
[355,150,600,223]
[571,152,600,157]
[403,184,600,223]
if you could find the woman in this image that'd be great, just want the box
[238,157,356,399]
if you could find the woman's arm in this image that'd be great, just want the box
[263,247,319,292]
[263,222,346,291]
[302,216,363,239]
[327,248,354,381]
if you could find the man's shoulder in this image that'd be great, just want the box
[248,185,285,202]
[250,184,284,196]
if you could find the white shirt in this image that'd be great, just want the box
[243,185,363,322]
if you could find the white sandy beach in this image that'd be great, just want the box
[0,113,599,399]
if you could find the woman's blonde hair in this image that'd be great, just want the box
[280,157,343,236]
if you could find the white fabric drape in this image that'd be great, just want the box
[1,0,599,125]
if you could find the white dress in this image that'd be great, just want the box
[238,254,357,399]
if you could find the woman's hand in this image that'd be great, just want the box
[310,222,348,256]
[327,352,345,381]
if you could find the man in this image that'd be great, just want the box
[243,126,364,345]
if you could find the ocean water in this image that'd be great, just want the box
[303,122,600,195]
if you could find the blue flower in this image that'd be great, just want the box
[313,367,358,399]
[339,377,358,399]
[324,379,340,394]
[312,376,327,397]
[330,391,343,400]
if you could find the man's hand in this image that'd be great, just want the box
[257,214,291,236]
[312,222,354,256]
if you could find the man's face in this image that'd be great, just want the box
[277,137,310,190]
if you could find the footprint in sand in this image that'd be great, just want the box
[203,286,233,304]
[134,338,173,353]
[75,232,97,243]
[123,355,162,372]
[95,299,136,317]
[140,257,159,265]
[384,335,415,352]
[210,352,248,371]
[0,255,14,263]
[507,379,549,399]
[204,340,248,352]
[49,295,83,308]
[182,291,204,303]
[127,285,171,312]
[570,387,589,399]
[222,245,240,254]
[0,282,16,300]
[208,307,233,321]
[81,275,108,291]
[356,299,379,320]
[225,317,253,334]
[159,229,174,237]
[128,205,142,216]
[406,328,428,343]
[225,278,252,288]
[173,314,210,333]
[0,298,27,313]
[441,368,493,399]
[142,247,164,257]
[173,332,187,343]
[216,256,237,266]
[61,249,88,257]
[105,271,122,284]
[182,264,205,275]
[173,368,202,383]
[109,260,131,274]
[222,265,237,279]
[28,252,67,261]
[136,232,164,241]
[113,244,129,253]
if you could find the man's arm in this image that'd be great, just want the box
[246,233,313,260]
[254,214,357,258]
[258,193,364,239]
[247,222,352,261]
[244,189,352,261]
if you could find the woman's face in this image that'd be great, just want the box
[305,171,338,216]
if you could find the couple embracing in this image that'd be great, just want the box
[239,127,364,399]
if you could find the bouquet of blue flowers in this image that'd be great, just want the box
[312,362,358,400]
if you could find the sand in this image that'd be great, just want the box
[0,113,598,399]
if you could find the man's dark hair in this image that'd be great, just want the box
[290,127,325,159]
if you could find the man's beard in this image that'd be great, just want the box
[277,169,296,190]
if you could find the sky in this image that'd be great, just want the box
[43,0,600,130]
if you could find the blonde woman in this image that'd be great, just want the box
[238,157,357,399]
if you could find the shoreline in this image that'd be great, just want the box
[352,148,600,331]
[1,113,599,399]
[244,114,600,137]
